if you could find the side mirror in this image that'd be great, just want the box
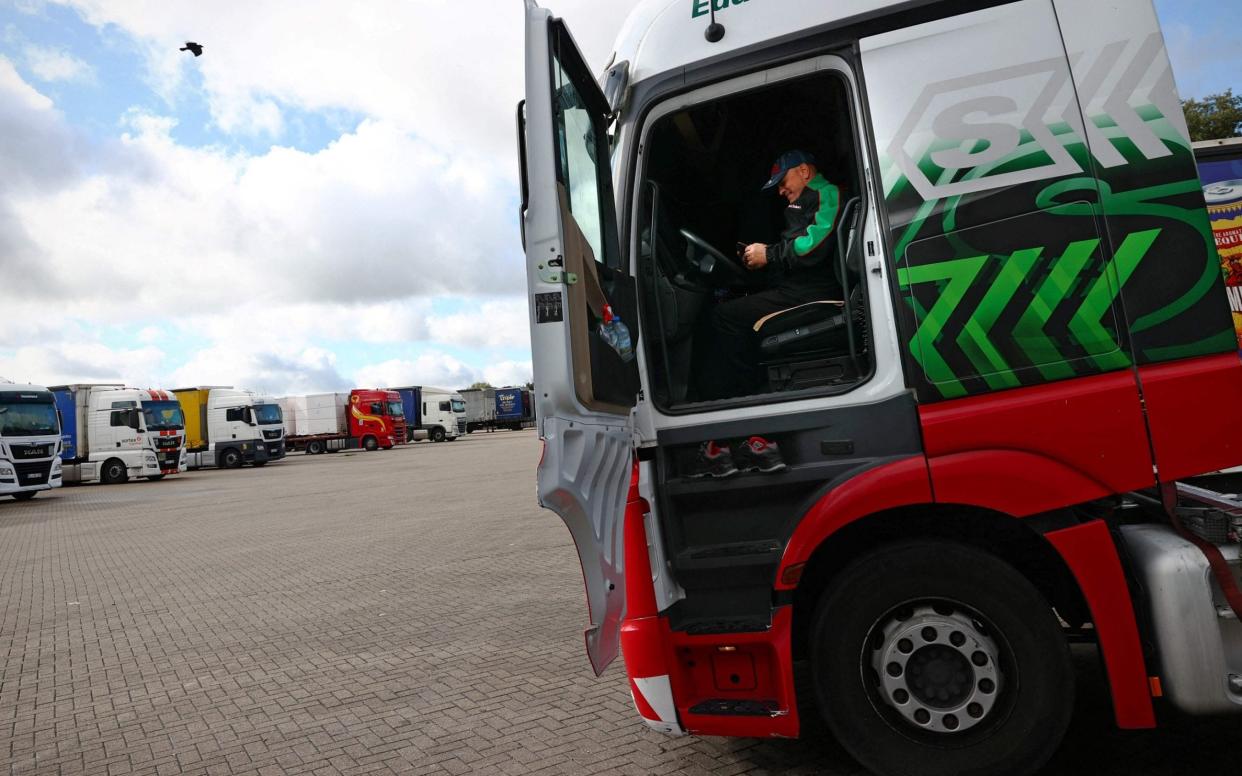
[128,410,142,431]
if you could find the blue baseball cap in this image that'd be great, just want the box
[762,150,816,191]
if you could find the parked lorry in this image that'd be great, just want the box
[493,387,534,431]
[174,387,286,469]
[460,387,535,432]
[391,386,465,442]
[459,387,496,433]
[282,389,405,453]
[521,2,1242,774]
[0,381,63,500]
[51,385,186,484]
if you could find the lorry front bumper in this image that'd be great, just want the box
[264,440,286,460]
[0,458,62,493]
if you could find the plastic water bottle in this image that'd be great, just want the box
[600,304,635,363]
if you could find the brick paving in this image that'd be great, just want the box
[1,431,1237,775]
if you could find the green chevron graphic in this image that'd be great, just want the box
[898,229,1163,398]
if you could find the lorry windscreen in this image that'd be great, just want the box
[142,401,185,431]
[254,404,283,425]
[451,399,466,413]
[0,399,58,437]
[387,402,405,418]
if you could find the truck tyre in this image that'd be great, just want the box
[809,540,1073,776]
[306,440,324,455]
[101,459,128,485]
[363,436,379,452]
[221,448,244,469]
[431,427,446,443]
[12,491,38,501]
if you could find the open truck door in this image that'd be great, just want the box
[521,1,641,675]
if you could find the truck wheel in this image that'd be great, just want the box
[306,440,324,455]
[101,459,129,485]
[431,427,446,443]
[363,436,379,452]
[12,492,37,501]
[810,540,1073,776]
[221,448,243,469]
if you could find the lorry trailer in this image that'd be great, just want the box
[493,387,534,431]
[174,387,287,469]
[51,385,186,484]
[520,1,1242,774]
[392,386,465,442]
[0,382,63,500]
[282,389,406,453]
[459,387,496,433]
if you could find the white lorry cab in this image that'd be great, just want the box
[52,385,187,484]
[0,382,63,500]
[175,387,287,470]
[521,2,1239,774]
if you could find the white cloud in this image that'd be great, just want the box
[0,342,165,388]
[354,352,531,391]
[426,299,531,351]
[24,44,94,83]
[169,344,350,396]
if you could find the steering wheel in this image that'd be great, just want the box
[679,228,748,282]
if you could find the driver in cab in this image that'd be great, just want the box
[705,150,843,399]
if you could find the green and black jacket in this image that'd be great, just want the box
[767,174,842,290]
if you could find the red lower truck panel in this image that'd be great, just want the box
[1139,353,1242,482]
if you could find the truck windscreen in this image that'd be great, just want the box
[0,400,58,437]
[142,401,185,431]
[254,404,283,425]
[452,399,466,413]
[387,402,405,418]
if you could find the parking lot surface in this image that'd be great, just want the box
[2,431,1238,775]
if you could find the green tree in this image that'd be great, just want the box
[1182,89,1242,142]
[468,381,495,391]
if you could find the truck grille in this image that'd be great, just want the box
[263,429,282,440]
[457,419,466,434]
[13,461,52,485]
[10,444,52,460]
[156,452,179,470]
[154,436,180,449]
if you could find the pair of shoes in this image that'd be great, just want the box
[686,437,786,479]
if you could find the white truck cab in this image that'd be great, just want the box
[417,387,467,442]
[176,387,286,469]
[53,385,187,484]
[0,382,63,500]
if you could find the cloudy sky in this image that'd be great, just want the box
[0,0,1234,395]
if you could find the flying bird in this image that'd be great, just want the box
[180,42,203,57]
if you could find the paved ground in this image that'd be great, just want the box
[1,431,1239,776]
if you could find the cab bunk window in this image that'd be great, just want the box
[637,71,871,410]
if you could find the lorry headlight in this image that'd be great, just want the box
[0,465,12,476]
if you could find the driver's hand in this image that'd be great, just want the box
[744,243,768,270]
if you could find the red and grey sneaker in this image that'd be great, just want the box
[734,436,787,473]
[686,440,739,479]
